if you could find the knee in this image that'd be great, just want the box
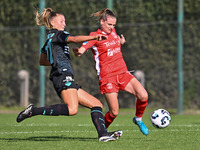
[110,109,119,116]
[92,100,103,109]
[96,102,103,108]
[138,91,148,101]
[141,94,148,101]
[68,106,78,116]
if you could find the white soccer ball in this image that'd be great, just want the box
[151,109,171,128]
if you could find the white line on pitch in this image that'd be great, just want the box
[1,123,200,128]
[0,130,95,135]
[1,128,200,135]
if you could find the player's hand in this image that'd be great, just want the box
[73,47,81,57]
[119,34,126,44]
[95,35,107,41]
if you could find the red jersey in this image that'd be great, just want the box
[82,28,128,80]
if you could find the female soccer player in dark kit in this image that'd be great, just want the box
[73,8,149,135]
[16,8,122,142]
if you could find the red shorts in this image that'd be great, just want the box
[99,72,134,94]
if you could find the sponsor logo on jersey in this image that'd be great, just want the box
[107,47,121,57]
[64,31,70,34]
[107,49,113,56]
[65,81,72,86]
[64,46,70,54]
[83,41,88,45]
[63,76,74,82]
[104,40,120,47]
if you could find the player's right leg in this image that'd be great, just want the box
[99,130,123,142]
[104,92,119,129]
[77,89,122,142]
[90,106,122,142]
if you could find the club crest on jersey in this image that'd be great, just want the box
[106,83,113,89]
[111,32,118,38]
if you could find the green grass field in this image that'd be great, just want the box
[0,109,199,150]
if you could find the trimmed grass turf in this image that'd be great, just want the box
[0,109,200,150]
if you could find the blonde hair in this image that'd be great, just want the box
[35,8,61,29]
[91,8,116,22]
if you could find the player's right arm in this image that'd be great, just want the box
[73,39,97,57]
[73,47,87,57]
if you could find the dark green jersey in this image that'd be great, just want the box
[41,29,74,77]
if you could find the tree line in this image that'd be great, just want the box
[0,0,199,109]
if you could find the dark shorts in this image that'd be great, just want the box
[51,73,81,98]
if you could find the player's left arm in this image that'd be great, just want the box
[73,33,98,57]
[39,52,51,66]
[67,34,106,43]
[118,34,126,45]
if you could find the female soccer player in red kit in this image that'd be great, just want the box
[73,8,149,135]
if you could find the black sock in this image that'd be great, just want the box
[32,104,69,116]
[91,107,107,138]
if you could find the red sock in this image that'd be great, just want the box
[104,112,116,129]
[135,99,148,117]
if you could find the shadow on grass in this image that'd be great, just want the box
[0,136,97,142]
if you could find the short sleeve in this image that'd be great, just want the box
[81,32,97,50]
[40,41,47,54]
[53,31,70,43]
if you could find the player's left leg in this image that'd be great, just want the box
[124,77,149,135]
[16,89,78,123]
[16,103,70,123]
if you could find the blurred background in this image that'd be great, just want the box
[0,0,199,113]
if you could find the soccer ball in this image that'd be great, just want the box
[151,109,171,128]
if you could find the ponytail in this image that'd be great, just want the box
[91,8,116,22]
[35,8,61,29]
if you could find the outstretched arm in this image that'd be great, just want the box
[67,34,106,43]
[72,34,107,57]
